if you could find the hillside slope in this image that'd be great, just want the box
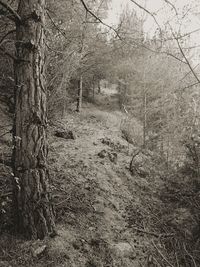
[0,91,183,267]
[47,95,147,266]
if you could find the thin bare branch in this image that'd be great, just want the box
[0,46,29,63]
[173,32,200,83]
[0,46,16,61]
[79,0,121,39]
[163,0,178,15]
[179,63,200,83]
[0,29,15,46]
[127,36,187,64]
[152,241,175,267]
[131,226,174,238]
[0,130,11,138]
[164,28,200,42]
[46,10,68,40]
[0,0,21,22]
[179,82,200,91]
[129,0,162,36]
[183,243,197,267]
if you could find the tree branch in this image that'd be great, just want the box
[46,10,68,40]
[0,29,15,46]
[129,0,162,36]
[0,46,29,63]
[173,32,200,84]
[79,0,121,39]
[0,46,17,61]
[164,28,200,42]
[127,36,187,64]
[163,0,178,15]
[164,51,186,64]
[179,63,200,83]
[179,82,200,91]
[127,0,198,67]
[152,241,175,267]
[0,0,21,22]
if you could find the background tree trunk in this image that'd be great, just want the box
[92,78,95,100]
[143,90,147,148]
[76,75,83,112]
[13,0,55,239]
[98,80,101,94]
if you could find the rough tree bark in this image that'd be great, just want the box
[13,0,55,239]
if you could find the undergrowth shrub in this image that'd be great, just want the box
[127,137,200,267]
[181,132,200,180]
[120,116,143,146]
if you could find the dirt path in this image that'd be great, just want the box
[46,92,150,266]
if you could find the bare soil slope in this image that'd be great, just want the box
[0,92,173,267]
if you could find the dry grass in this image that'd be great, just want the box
[0,95,200,267]
[120,116,143,146]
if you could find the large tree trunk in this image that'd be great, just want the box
[13,0,55,239]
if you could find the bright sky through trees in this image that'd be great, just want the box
[105,0,200,62]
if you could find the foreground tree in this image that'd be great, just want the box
[0,0,55,239]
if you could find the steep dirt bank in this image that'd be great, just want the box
[0,91,150,266]
[0,92,189,267]
[47,103,143,266]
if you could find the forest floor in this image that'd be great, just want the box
[0,88,197,266]
[47,92,150,267]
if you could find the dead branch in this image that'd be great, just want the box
[180,82,200,91]
[152,240,175,267]
[79,0,121,39]
[164,51,186,64]
[129,0,162,37]
[132,226,174,238]
[0,0,21,22]
[164,28,200,42]
[0,46,17,61]
[46,10,68,40]
[0,192,12,198]
[178,63,200,83]
[126,36,187,64]
[0,130,11,138]
[0,29,15,46]
[183,243,197,267]
[163,0,178,15]
[173,33,200,84]
[129,148,144,171]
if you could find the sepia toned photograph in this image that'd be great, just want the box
[0,0,200,266]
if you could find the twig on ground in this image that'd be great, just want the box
[153,256,163,266]
[183,243,197,267]
[152,240,175,267]
[175,252,180,267]
[132,226,174,238]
